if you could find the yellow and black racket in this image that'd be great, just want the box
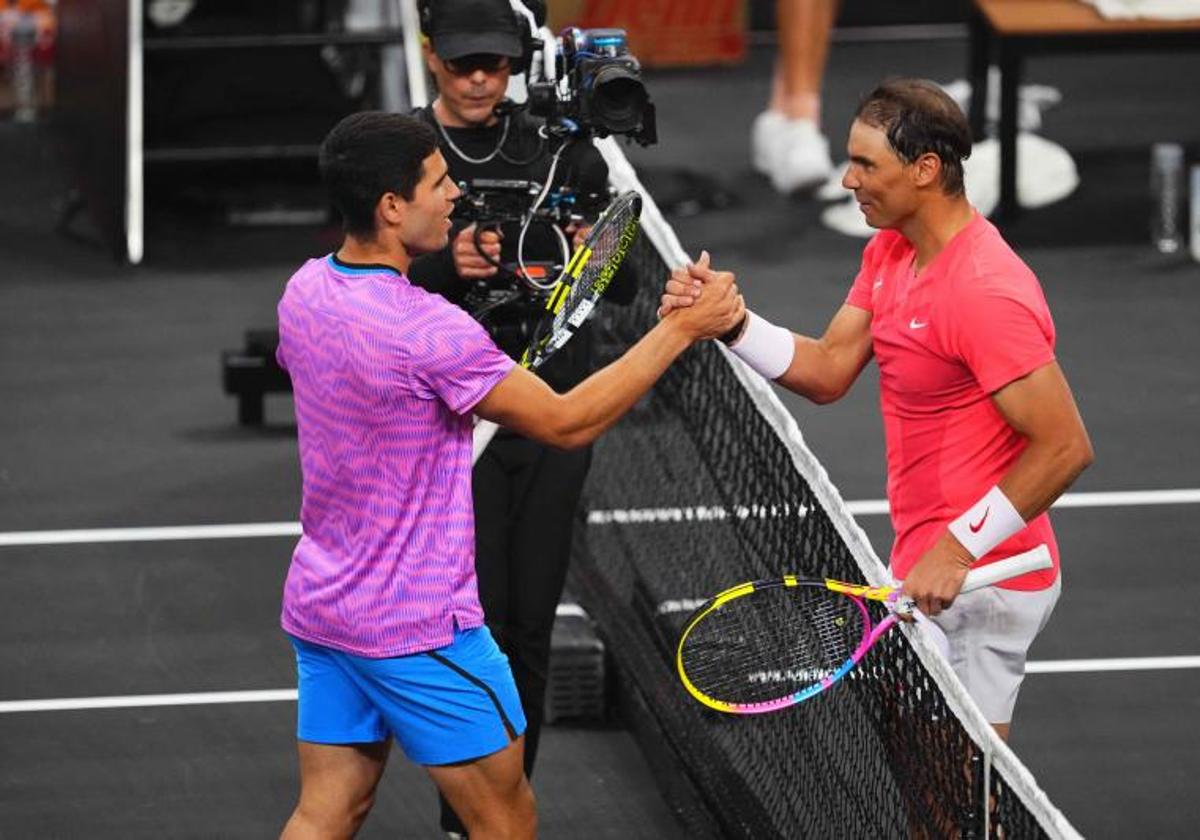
[519,190,642,370]
[472,190,642,463]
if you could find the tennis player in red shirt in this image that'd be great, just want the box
[662,78,1093,740]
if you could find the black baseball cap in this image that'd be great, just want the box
[428,0,523,61]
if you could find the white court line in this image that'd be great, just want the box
[0,490,1197,549]
[0,522,301,547]
[0,689,297,714]
[589,488,1200,524]
[2,656,1197,714]
[1025,656,1200,674]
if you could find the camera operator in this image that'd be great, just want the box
[409,1,638,834]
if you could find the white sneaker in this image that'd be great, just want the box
[941,69,1063,136]
[820,197,875,239]
[963,132,1079,216]
[752,112,834,193]
[816,160,850,201]
[751,110,786,175]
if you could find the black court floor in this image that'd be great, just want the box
[2,34,1199,839]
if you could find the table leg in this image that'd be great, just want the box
[968,11,990,142]
[997,40,1020,219]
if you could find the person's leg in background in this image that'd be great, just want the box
[500,441,591,772]
[753,0,840,193]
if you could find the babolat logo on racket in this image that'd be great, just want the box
[592,215,640,297]
[517,190,643,372]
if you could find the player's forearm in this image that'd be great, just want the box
[545,318,693,448]
[727,306,870,404]
[946,427,1093,561]
[998,430,1094,521]
[774,334,864,404]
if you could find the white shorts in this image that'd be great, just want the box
[921,575,1061,724]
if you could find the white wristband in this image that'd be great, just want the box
[728,310,795,380]
[947,485,1025,559]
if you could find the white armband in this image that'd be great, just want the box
[947,485,1025,559]
[728,311,795,381]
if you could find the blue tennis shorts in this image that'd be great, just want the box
[289,625,526,766]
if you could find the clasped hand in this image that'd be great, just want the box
[657,251,745,341]
[657,250,718,319]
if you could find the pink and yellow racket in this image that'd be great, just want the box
[676,545,1052,715]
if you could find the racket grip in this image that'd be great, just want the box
[960,544,1053,593]
[472,418,500,464]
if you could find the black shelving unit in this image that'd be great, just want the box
[57,0,423,263]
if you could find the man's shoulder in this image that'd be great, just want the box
[954,220,1039,290]
[281,255,332,303]
[284,256,429,322]
[861,229,910,266]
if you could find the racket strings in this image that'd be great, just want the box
[525,193,640,369]
[565,197,638,303]
[681,586,867,705]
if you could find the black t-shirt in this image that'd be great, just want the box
[408,104,637,393]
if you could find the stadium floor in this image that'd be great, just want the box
[2,34,1199,839]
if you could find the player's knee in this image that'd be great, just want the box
[498,779,537,840]
[515,778,537,836]
[464,775,536,839]
[289,786,377,838]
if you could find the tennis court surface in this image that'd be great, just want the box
[3,33,1199,839]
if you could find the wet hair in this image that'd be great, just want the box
[318,111,439,237]
[854,78,972,196]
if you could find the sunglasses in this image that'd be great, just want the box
[443,53,511,76]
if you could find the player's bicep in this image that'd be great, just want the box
[990,361,1088,445]
[821,304,874,369]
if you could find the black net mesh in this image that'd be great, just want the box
[570,234,1056,839]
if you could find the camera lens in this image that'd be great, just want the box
[590,65,647,134]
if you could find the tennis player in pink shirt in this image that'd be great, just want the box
[660,79,1093,742]
[277,112,744,839]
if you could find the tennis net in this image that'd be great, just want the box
[568,138,1082,839]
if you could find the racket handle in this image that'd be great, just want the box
[472,418,500,464]
[960,544,1053,593]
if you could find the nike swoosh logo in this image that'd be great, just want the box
[969,508,990,533]
[873,279,883,289]
[909,318,928,329]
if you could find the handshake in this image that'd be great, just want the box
[658,251,748,345]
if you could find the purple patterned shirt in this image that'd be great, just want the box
[276,255,514,657]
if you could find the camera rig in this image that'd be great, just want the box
[454,177,612,324]
[527,27,656,147]
[452,18,655,325]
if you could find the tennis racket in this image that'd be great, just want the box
[520,188,642,369]
[473,190,643,461]
[676,544,1053,715]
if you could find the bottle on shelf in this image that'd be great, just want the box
[1150,142,1184,255]
[1191,164,1200,264]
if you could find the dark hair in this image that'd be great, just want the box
[854,78,972,196]
[318,111,439,237]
